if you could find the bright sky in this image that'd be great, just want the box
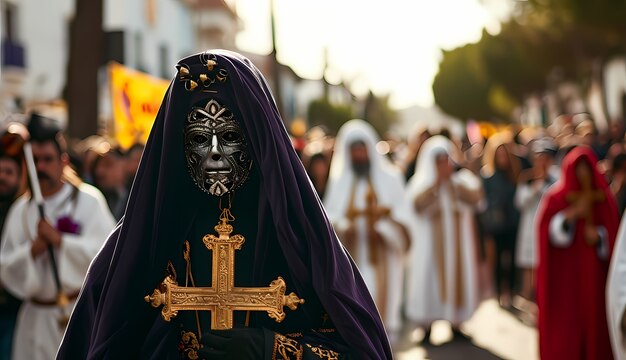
[231,0,510,110]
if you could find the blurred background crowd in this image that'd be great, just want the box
[1,106,624,358]
[301,111,626,319]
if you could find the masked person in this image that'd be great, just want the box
[0,114,115,360]
[537,146,617,360]
[57,51,392,359]
[324,119,411,344]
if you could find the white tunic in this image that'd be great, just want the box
[324,120,411,335]
[607,215,626,360]
[514,180,550,268]
[405,136,481,326]
[0,182,115,360]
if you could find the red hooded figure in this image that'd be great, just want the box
[537,146,618,359]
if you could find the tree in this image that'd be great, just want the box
[362,91,397,136]
[482,23,572,98]
[307,98,354,135]
[433,0,626,122]
[432,41,495,121]
[521,0,626,74]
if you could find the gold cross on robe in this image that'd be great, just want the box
[346,179,391,266]
[565,160,605,246]
[344,179,392,318]
[145,212,304,330]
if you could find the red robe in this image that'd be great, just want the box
[537,147,618,360]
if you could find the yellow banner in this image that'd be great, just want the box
[109,62,169,149]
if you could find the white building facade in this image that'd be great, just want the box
[0,0,240,122]
[1,0,73,116]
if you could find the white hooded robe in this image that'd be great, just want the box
[405,135,481,326]
[324,119,411,335]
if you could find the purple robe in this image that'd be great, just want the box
[56,50,391,359]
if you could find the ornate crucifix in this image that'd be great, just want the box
[565,161,605,246]
[145,211,304,330]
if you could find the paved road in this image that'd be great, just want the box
[393,299,538,360]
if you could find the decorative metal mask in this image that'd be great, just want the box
[184,99,252,196]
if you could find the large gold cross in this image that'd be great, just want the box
[145,214,304,330]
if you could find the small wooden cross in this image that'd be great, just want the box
[565,161,605,246]
[145,211,304,330]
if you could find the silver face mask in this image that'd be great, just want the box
[184,99,252,196]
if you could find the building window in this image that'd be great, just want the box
[2,3,25,69]
[135,32,146,72]
[103,31,125,65]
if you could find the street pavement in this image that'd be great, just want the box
[393,299,538,360]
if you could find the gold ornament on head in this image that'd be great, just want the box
[185,80,198,92]
[178,66,190,78]
[177,53,229,93]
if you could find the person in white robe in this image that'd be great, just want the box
[608,214,626,360]
[324,119,411,343]
[405,135,483,343]
[0,117,115,360]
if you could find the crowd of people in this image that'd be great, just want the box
[298,113,626,358]
[0,115,144,360]
[1,103,626,358]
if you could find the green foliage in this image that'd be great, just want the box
[521,0,626,67]
[307,98,355,135]
[433,0,626,122]
[481,23,571,98]
[488,85,518,117]
[432,42,494,121]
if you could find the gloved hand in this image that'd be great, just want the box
[198,327,265,359]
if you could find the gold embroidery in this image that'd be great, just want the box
[316,328,336,333]
[272,334,303,360]
[179,331,200,360]
[432,186,466,307]
[306,343,340,360]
